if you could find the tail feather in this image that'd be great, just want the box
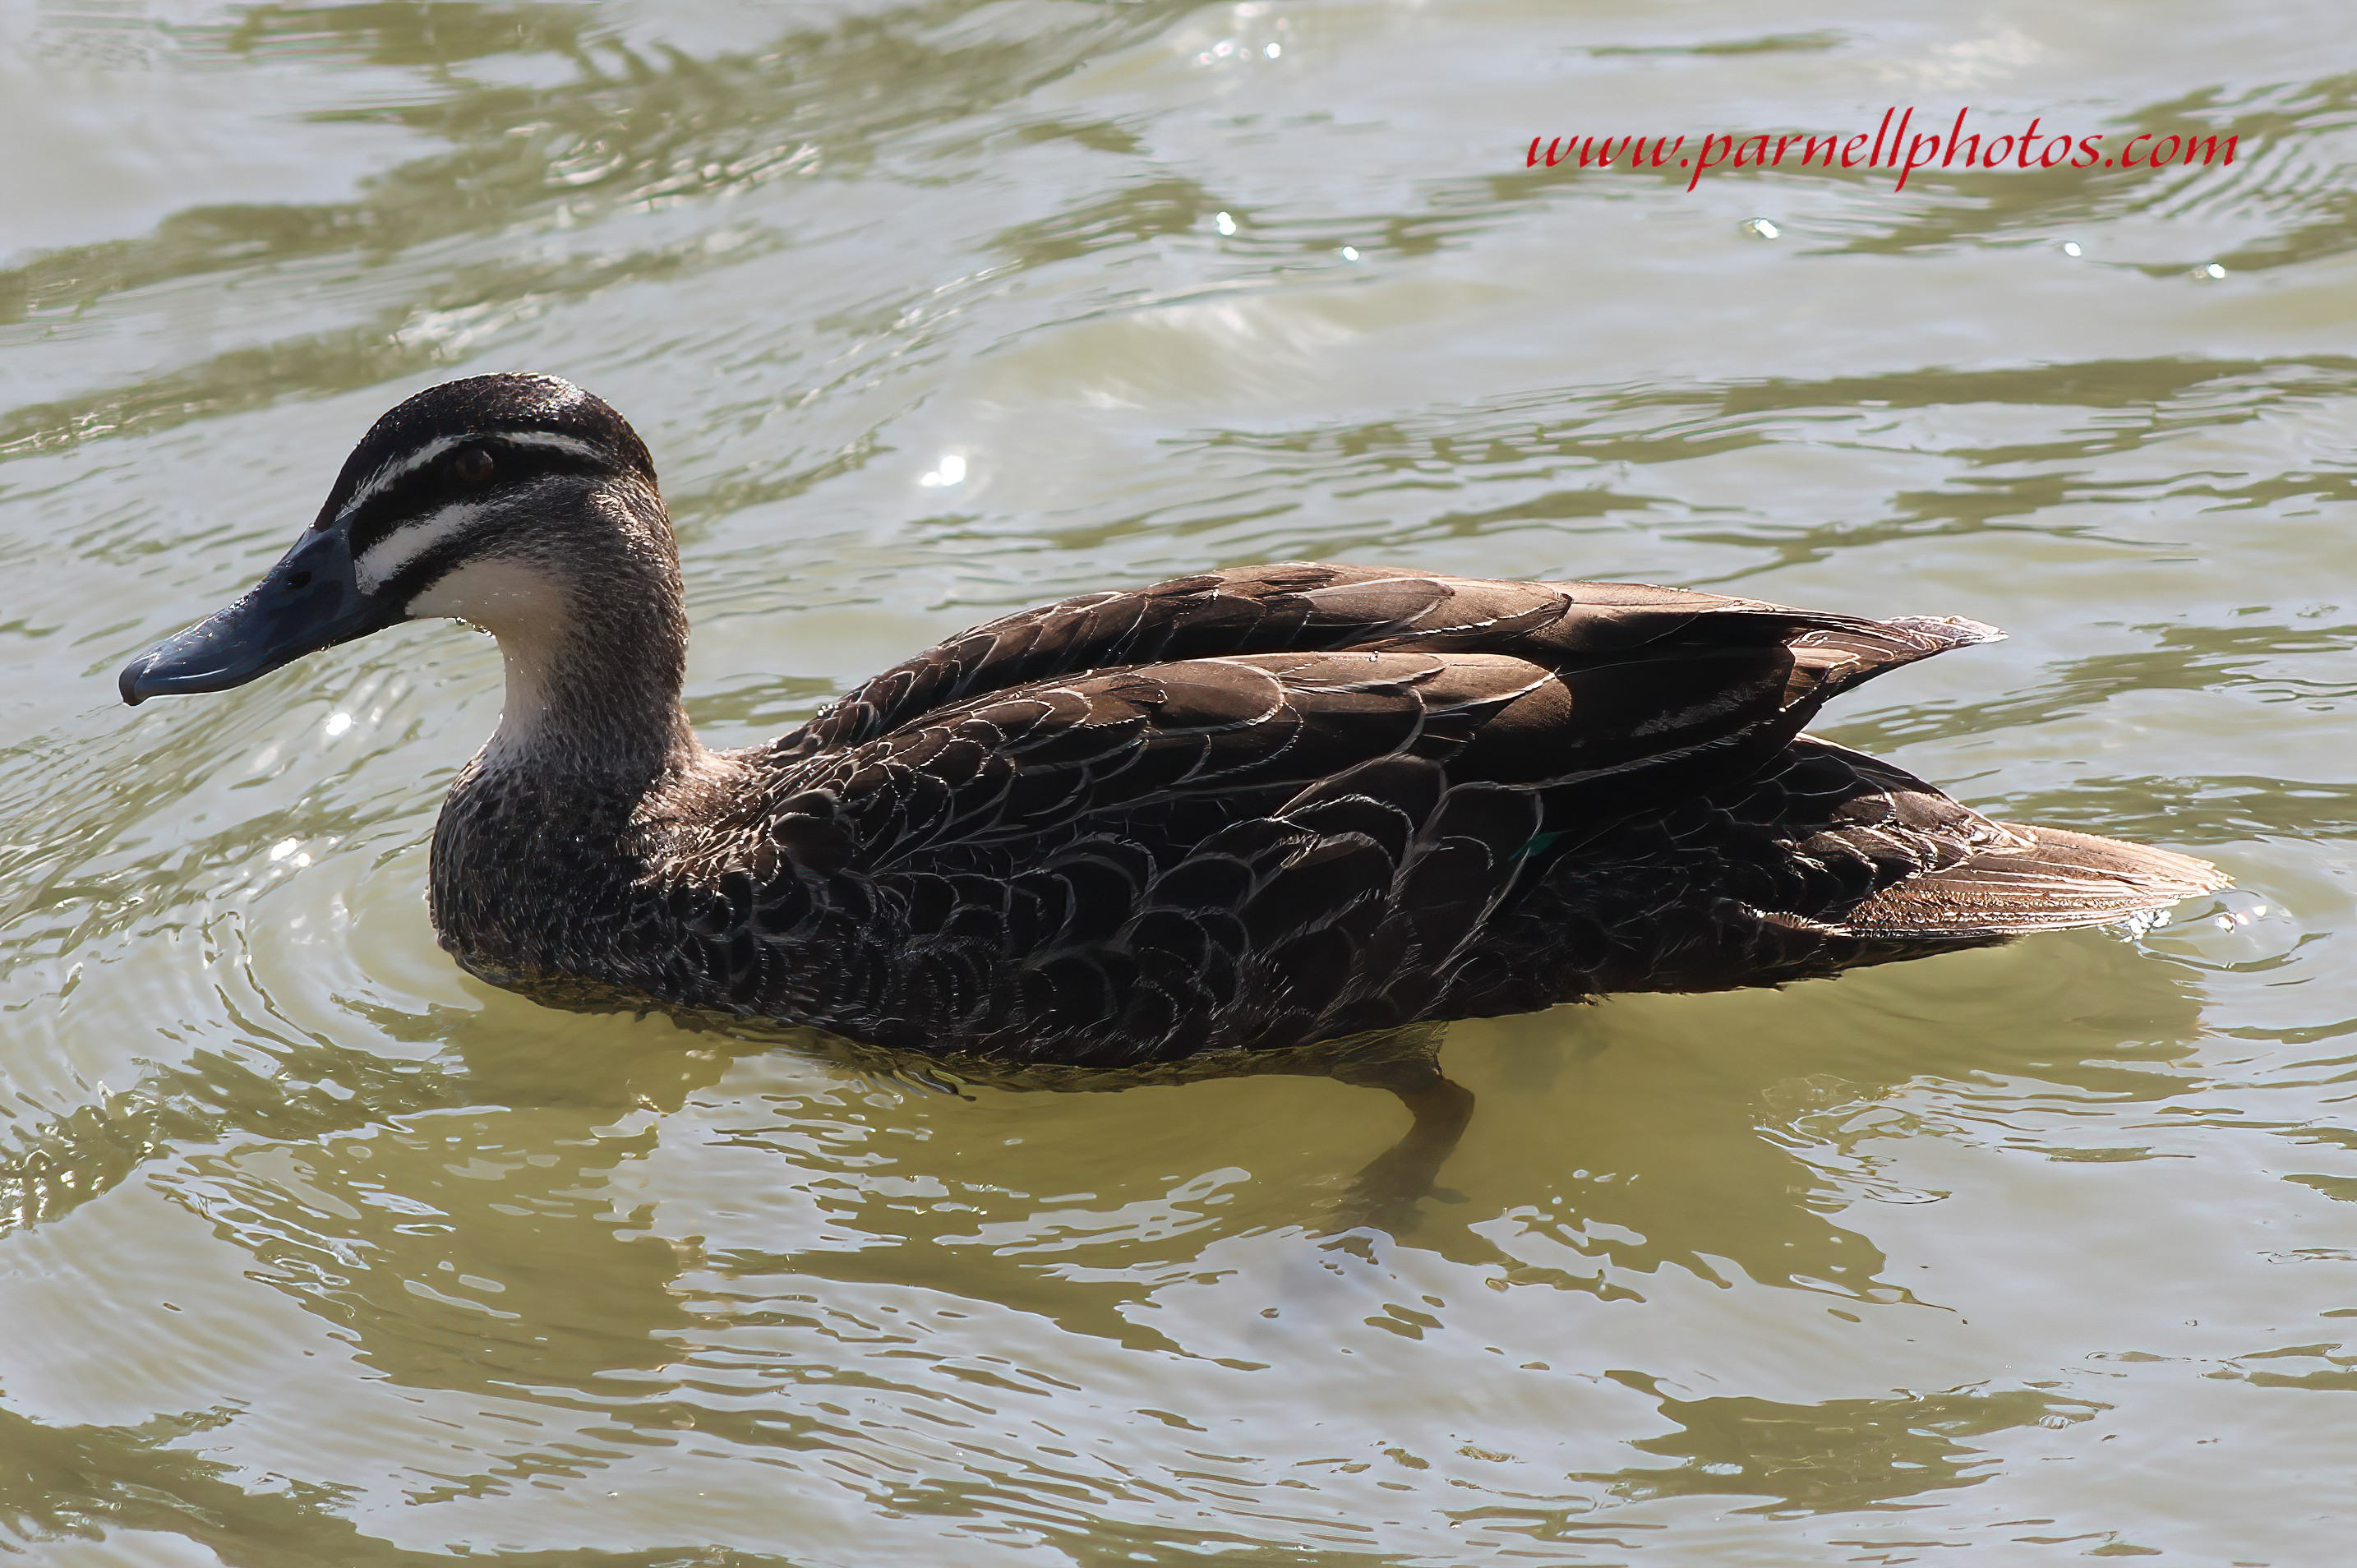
[1838,823,2227,938]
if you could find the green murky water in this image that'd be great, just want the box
[4,1,2354,1562]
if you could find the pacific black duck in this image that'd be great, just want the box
[120,374,2223,1081]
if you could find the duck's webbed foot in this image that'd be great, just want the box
[1317,1048,1474,1235]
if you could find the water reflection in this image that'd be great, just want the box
[165,1104,703,1400]
[1580,1381,2104,1515]
[65,921,2207,1443]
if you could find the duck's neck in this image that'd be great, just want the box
[423,484,733,984]
[438,489,705,786]
[479,575,700,782]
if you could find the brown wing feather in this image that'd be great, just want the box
[710,611,1978,1058]
[767,564,1999,760]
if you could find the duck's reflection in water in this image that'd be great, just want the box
[168,922,2203,1355]
[1435,926,2209,1294]
[92,923,2207,1545]
[159,1011,734,1402]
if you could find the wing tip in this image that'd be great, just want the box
[1883,614,2007,651]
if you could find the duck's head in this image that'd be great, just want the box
[119,373,676,712]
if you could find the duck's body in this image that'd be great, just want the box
[123,376,2225,1068]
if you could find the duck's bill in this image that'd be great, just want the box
[118,532,399,705]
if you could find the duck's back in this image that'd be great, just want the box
[456,565,2221,1063]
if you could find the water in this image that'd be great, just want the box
[3,0,2354,1561]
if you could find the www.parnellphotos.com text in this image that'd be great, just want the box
[1525,108,2239,193]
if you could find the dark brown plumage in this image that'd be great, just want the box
[122,376,2226,1071]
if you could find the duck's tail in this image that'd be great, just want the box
[1837,823,2228,939]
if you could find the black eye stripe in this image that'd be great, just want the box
[340,438,611,557]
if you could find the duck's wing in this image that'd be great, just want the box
[765,562,1999,760]
[718,598,1995,1057]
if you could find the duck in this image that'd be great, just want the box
[120,373,2226,1075]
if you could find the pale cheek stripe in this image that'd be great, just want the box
[354,500,487,592]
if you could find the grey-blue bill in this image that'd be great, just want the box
[118,527,398,705]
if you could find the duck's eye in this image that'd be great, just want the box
[450,446,495,485]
